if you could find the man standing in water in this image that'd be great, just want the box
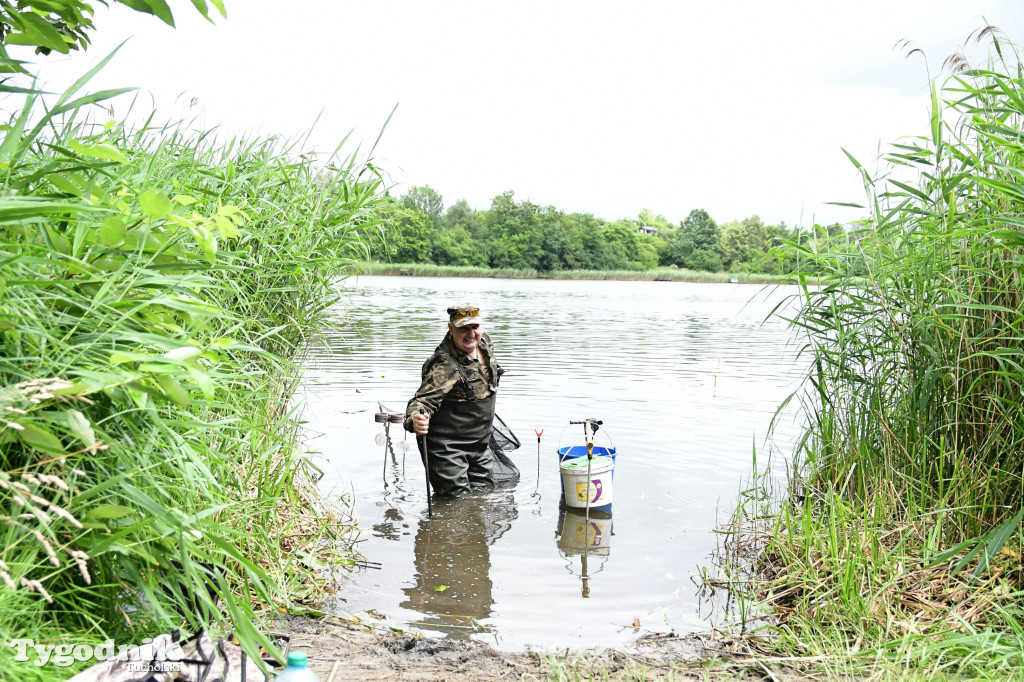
[404,304,504,497]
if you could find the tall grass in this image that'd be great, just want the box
[0,53,384,679]
[736,30,1024,677]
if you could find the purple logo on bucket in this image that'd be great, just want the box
[575,477,607,503]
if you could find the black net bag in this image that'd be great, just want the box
[489,413,521,484]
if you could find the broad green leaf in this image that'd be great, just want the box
[139,189,173,220]
[88,504,137,520]
[13,12,70,54]
[154,375,190,408]
[142,0,175,25]
[69,139,129,164]
[92,255,125,271]
[45,226,72,254]
[189,367,215,401]
[16,422,67,454]
[213,213,240,239]
[200,232,217,264]
[164,346,201,362]
[110,351,150,365]
[138,363,180,374]
[98,217,127,246]
[119,0,174,25]
[173,194,198,206]
[47,173,83,196]
[52,381,99,397]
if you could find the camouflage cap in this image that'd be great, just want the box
[447,303,483,328]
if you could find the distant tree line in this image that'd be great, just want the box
[369,185,853,275]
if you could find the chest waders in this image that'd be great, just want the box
[421,352,497,498]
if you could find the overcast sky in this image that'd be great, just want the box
[25,1,1024,227]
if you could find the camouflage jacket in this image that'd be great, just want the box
[403,332,503,432]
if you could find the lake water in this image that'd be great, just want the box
[298,275,807,651]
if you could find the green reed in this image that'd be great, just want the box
[0,52,384,679]
[733,31,1024,678]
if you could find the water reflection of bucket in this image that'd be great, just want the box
[556,508,612,556]
[558,456,614,508]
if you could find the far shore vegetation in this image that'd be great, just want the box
[359,260,795,284]
[372,184,854,280]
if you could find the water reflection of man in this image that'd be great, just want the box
[404,303,504,497]
[400,491,517,637]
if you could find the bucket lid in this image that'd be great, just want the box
[557,445,616,456]
[559,455,613,471]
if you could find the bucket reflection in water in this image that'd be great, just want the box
[400,489,517,638]
[555,506,613,598]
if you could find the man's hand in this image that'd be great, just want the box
[412,412,430,435]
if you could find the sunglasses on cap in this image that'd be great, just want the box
[450,308,480,320]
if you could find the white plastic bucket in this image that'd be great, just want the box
[559,455,614,508]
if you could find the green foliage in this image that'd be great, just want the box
[432,224,487,266]
[432,198,486,266]
[720,215,768,270]
[0,0,224,61]
[379,193,824,276]
[373,202,433,263]
[401,184,444,230]
[601,221,639,269]
[481,191,546,269]
[443,199,480,235]
[561,212,605,270]
[684,248,722,272]
[666,208,721,268]
[0,60,383,675]
[637,207,673,233]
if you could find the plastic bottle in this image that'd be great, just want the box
[275,651,320,681]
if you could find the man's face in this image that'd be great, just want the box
[449,322,482,354]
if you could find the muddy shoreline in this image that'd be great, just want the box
[278,613,813,681]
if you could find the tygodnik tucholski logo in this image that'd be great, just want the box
[8,637,184,671]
